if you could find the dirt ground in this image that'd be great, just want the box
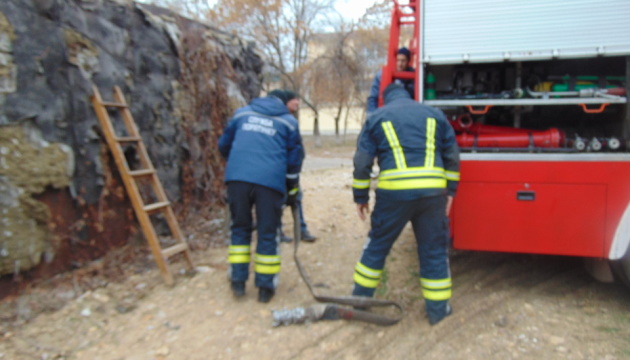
[1,135,630,360]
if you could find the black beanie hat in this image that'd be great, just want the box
[397,47,411,60]
[268,89,297,105]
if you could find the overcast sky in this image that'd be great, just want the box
[335,0,380,21]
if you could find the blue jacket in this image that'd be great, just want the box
[219,96,304,194]
[353,86,460,204]
[366,67,415,115]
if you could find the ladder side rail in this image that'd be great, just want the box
[111,87,193,267]
[91,86,175,285]
[113,87,155,172]
[379,3,402,108]
[163,206,195,266]
[412,0,422,102]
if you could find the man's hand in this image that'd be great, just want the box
[286,187,299,207]
[446,195,453,216]
[356,203,370,221]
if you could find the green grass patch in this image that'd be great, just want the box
[376,268,389,296]
[596,326,620,334]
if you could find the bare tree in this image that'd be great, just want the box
[306,25,362,143]
[138,0,394,145]
[207,0,336,137]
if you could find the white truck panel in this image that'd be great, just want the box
[423,0,630,64]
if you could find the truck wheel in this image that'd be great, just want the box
[611,247,630,288]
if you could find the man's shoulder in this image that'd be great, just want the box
[280,113,299,127]
[233,105,253,116]
[372,69,383,82]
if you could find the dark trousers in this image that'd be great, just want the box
[227,181,284,289]
[352,194,452,319]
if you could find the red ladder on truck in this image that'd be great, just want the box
[378,0,421,107]
[91,85,195,285]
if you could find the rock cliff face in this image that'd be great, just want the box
[0,0,262,285]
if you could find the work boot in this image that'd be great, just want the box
[428,304,452,326]
[301,229,317,242]
[231,281,245,298]
[279,232,293,243]
[258,287,275,303]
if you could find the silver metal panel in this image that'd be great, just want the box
[423,0,630,64]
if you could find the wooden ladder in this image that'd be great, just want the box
[91,85,195,285]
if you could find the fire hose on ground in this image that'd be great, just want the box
[271,204,404,327]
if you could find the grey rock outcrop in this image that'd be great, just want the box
[0,0,262,280]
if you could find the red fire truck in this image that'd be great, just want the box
[378,0,630,286]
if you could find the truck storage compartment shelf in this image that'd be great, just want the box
[426,97,627,107]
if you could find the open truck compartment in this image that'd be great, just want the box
[378,0,630,284]
[418,0,630,153]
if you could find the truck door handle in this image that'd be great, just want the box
[517,191,535,201]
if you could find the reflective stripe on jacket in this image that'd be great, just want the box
[353,86,460,203]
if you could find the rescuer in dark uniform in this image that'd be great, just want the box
[219,90,304,303]
[351,83,460,325]
[366,47,415,116]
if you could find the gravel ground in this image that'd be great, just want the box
[1,135,629,360]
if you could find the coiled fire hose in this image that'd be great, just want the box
[272,204,404,327]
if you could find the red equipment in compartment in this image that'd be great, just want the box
[450,114,564,148]
[456,129,563,148]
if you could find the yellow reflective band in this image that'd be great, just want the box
[424,118,436,168]
[379,167,446,180]
[228,254,250,264]
[445,171,460,181]
[228,245,251,263]
[377,178,447,190]
[254,254,281,274]
[353,179,370,189]
[422,288,452,301]
[354,272,380,288]
[255,263,281,274]
[355,262,383,278]
[382,121,407,169]
[420,277,452,289]
[380,166,444,175]
[288,187,299,195]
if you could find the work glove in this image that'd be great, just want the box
[286,186,299,207]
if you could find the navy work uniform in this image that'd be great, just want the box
[352,83,460,324]
[219,95,303,292]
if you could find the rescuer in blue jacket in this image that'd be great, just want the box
[219,89,304,303]
[366,47,415,115]
[352,83,460,325]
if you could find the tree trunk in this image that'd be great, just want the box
[334,102,343,144]
[313,113,322,147]
[343,105,351,144]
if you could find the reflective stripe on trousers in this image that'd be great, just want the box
[352,194,452,316]
[227,181,283,289]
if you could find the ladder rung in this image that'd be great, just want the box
[143,201,170,213]
[115,136,141,142]
[161,243,189,259]
[129,169,155,177]
[101,101,128,108]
